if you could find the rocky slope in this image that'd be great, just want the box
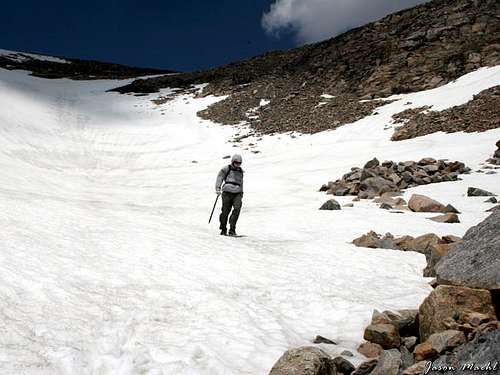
[0,49,172,80]
[268,210,500,375]
[392,85,500,141]
[113,0,499,136]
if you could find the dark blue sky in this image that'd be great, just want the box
[0,0,295,72]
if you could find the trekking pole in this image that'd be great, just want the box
[208,194,220,223]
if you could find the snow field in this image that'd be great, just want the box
[0,66,499,374]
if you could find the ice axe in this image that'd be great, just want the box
[208,194,220,223]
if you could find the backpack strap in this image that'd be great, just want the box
[224,165,232,181]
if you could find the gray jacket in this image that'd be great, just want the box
[216,165,244,194]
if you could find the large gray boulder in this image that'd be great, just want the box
[320,199,341,211]
[370,349,402,375]
[269,347,337,375]
[435,210,500,290]
[425,329,500,374]
[467,187,496,197]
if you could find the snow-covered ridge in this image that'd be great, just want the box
[0,66,499,374]
[0,48,70,64]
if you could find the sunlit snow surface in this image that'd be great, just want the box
[1,66,500,375]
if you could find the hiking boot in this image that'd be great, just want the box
[220,228,227,236]
[228,228,236,236]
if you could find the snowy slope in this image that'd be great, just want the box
[0,66,499,375]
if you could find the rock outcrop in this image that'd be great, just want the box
[320,158,470,198]
[392,86,500,141]
[269,347,337,375]
[0,50,172,80]
[435,210,500,290]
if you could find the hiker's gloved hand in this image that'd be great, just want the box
[215,188,221,195]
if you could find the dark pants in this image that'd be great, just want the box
[219,192,242,231]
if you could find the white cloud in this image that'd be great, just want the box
[262,0,431,44]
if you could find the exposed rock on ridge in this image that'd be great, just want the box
[0,50,172,80]
[391,86,500,141]
[114,0,499,135]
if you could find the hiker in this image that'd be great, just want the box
[215,154,244,236]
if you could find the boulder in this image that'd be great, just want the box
[378,234,397,249]
[371,310,392,325]
[313,335,338,345]
[402,361,428,375]
[400,346,414,371]
[441,235,461,243]
[393,310,419,337]
[363,324,401,349]
[429,213,460,223]
[423,243,458,277]
[485,197,498,203]
[462,312,493,327]
[333,356,355,375]
[426,330,466,354]
[373,309,418,337]
[393,235,416,251]
[357,342,383,358]
[414,341,438,361]
[418,285,495,341]
[359,177,399,197]
[467,187,496,197]
[370,349,402,375]
[402,336,418,351]
[435,210,500,290]
[419,157,437,165]
[352,359,378,375]
[320,199,341,210]
[363,157,380,169]
[352,231,380,248]
[425,330,500,375]
[408,194,446,212]
[468,321,500,342]
[380,202,393,210]
[442,204,460,214]
[269,347,337,375]
[413,233,442,255]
